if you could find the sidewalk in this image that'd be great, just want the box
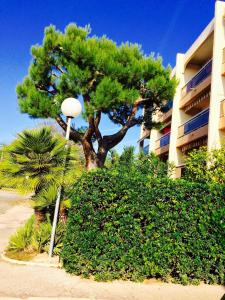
[0,191,32,252]
[0,298,106,300]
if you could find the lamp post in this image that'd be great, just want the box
[49,97,82,258]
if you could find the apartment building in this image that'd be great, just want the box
[138,0,225,178]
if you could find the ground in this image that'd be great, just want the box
[0,190,224,300]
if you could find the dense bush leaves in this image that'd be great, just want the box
[185,146,225,184]
[62,159,225,284]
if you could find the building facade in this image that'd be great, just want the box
[139,1,225,178]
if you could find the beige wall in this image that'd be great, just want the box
[208,0,225,150]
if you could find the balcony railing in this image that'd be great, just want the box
[178,109,209,137]
[159,132,170,147]
[219,99,225,130]
[161,100,173,113]
[220,99,225,117]
[222,48,225,76]
[143,144,149,155]
[182,59,212,96]
[223,48,225,64]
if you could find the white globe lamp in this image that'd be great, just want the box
[61,97,82,118]
[60,97,82,140]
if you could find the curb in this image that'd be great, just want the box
[0,298,107,300]
[0,252,61,268]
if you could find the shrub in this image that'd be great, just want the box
[44,221,66,255]
[107,147,172,178]
[185,146,225,184]
[7,214,64,255]
[62,159,225,284]
[7,216,34,252]
[31,216,52,252]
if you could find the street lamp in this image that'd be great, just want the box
[61,97,82,139]
[49,97,82,258]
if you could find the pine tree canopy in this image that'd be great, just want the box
[16,24,177,169]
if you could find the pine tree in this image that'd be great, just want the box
[17,24,177,170]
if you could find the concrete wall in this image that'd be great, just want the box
[208,0,225,149]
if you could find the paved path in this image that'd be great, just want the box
[0,190,32,251]
[0,190,225,300]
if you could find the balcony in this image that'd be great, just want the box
[186,60,212,94]
[222,48,225,76]
[143,144,149,155]
[155,132,170,156]
[160,132,170,147]
[161,100,173,112]
[159,100,173,123]
[177,109,209,147]
[219,99,225,130]
[137,127,150,150]
[180,60,212,110]
[183,90,210,115]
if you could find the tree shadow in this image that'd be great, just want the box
[220,294,225,300]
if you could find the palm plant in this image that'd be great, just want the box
[33,185,71,223]
[0,127,70,222]
[32,185,59,223]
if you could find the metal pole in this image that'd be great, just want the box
[48,117,72,258]
[65,117,72,140]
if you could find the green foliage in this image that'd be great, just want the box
[106,146,171,177]
[7,214,64,255]
[31,215,52,252]
[45,221,66,255]
[0,126,84,214]
[0,127,66,193]
[62,156,225,284]
[32,185,58,211]
[17,24,176,122]
[7,216,34,252]
[185,146,225,184]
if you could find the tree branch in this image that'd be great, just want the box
[88,71,104,89]
[94,112,102,142]
[36,84,57,96]
[53,64,65,74]
[55,115,83,142]
[82,94,96,141]
[84,116,95,140]
[102,99,141,149]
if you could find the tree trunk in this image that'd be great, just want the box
[86,156,98,170]
[97,146,108,168]
[85,150,107,170]
[34,208,46,225]
[56,113,134,170]
[56,100,140,170]
[82,139,108,170]
[82,139,98,171]
[59,206,68,224]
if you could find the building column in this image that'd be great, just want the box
[149,128,160,153]
[208,0,225,150]
[168,53,185,178]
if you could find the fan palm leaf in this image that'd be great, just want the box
[0,127,67,193]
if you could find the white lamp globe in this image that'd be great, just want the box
[61,97,82,118]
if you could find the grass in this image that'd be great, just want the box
[5,250,37,261]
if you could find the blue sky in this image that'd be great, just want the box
[0,0,216,152]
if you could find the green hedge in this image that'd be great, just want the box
[62,166,225,284]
